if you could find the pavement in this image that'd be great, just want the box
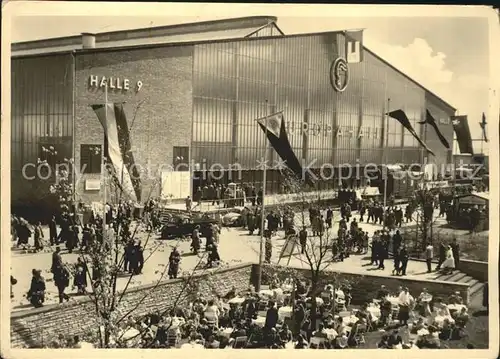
[9,209,457,313]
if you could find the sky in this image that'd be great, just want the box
[7,3,498,155]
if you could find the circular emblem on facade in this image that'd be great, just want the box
[330,57,349,92]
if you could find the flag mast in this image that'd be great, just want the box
[383,98,390,229]
[256,100,269,292]
[102,83,108,237]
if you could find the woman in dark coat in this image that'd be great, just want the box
[16,219,31,247]
[168,248,181,279]
[73,257,88,294]
[27,269,46,308]
[191,225,201,255]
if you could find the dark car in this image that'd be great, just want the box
[160,215,217,240]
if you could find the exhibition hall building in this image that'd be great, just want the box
[11,16,455,209]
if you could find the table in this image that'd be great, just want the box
[278,306,293,320]
[343,315,359,325]
[228,296,246,305]
[335,290,345,299]
[417,328,430,336]
[367,306,381,319]
[219,328,233,338]
[323,328,338,340]
[447,304,467,312]
[386,296,400,306]
[419,294,433,302]
[259,289,274,297]
[253,316,266,327]
[433,315,455,327]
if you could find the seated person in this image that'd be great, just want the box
[300,319,312,341]
[416,327,441,349]
[377,334,390,348]
[312,323,328,339]
[334,333,349,349]
[205,335,220,349]
[321,289,333,306]
[278,323,293,344]
[448,291,464,305]
[387,330,403,348]
[438,319,453,341]
[335,287,346,301]
[228,303,242,323]
[455,307,469,328]
[264,327,280,348]
[230,322,247,339]
[418,288,432,302]
[324,314,335,328]
[410,318,427,334]
[269,274,281,290]
[335,317,348,336]
[432,298,453,328]
[294,334,308,349]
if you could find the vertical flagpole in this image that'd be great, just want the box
[256,101,269,292]
[383,98,390,229]
[102,83,108,236]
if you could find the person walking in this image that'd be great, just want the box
[168,247,181,279]
[326,208,333,228]
[33,221,44,252]
[73,257,88,295]
[299,226,307,254]
[399,245,409,276]
[49,215,58,245]
[449,238,460,270]
[436,241,447,271]
[53,265,70,303]
[378,238,388,270]
[392,247,401,276]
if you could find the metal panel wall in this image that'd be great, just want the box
[11,54,74,202]
[192,33,441,190]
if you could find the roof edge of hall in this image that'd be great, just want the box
[11,16,279,50]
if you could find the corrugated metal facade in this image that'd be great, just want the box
[11,54,74,203]
[191,33,443,190]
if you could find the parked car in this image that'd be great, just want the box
[160,214,217,239]
[221,206,245,227]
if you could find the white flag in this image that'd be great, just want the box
[345,30,364,63]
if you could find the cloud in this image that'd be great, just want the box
[366,37,490,154]
[366,37,454,87]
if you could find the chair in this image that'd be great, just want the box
[338,311,351,318]
[233,336,248,348]
[166,332,180,348]
[335,300,347,312]
[353,324,367,345]
[309,336,326,349]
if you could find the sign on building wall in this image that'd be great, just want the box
[85,178,101,191]
[88,75,143,92]
[286,122,381,139]
[330,57,349,92]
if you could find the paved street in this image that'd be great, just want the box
[10,209,454,312]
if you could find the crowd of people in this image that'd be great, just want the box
[11,199,168,308]
[34,274,472,349]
